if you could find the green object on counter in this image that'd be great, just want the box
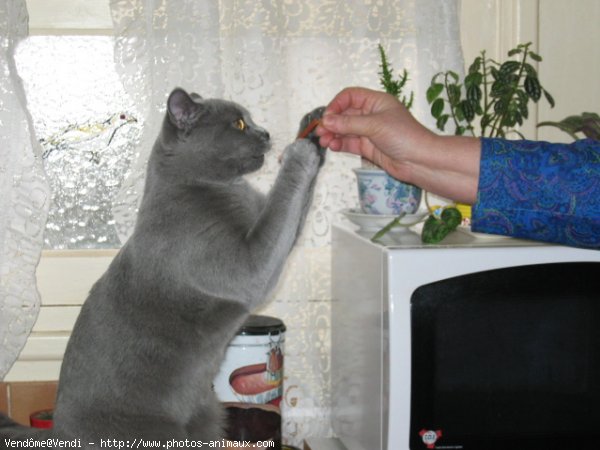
[421,207,462,244]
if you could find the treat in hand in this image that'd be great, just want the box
[297,106,326,165]
[297,118,321,140]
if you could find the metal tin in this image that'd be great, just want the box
[214,315,286,449]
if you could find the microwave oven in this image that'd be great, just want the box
[331,224,600,450]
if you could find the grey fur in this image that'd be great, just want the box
[0,88,324,447]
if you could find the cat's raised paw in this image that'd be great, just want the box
[297,107,326,165]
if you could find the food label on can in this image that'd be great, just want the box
[213,332,285,446]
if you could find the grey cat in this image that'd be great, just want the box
[0,88,325,447]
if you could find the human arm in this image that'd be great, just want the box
[317,87,600,249]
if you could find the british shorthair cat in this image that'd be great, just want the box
[0,88,325,447]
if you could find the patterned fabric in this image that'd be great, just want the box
[472,138,600,249]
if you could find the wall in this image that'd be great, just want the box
[459,0,600,141]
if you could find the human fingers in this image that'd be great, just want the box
[326,136,359,154]
[321,112,383,141]
[325,86,393,116]
[326,134,377,158]
[315,109,362,139]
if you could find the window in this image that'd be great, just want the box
[5,0,125,381]
[17,0,140,249]
[16,35,141,249]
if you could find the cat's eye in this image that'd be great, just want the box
[233,118,247,131]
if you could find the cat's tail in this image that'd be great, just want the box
[0,412,54,448]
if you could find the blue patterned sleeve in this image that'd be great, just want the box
[471,138,600,249]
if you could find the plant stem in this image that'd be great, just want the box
[371,216,404,242]
[370,215,428,242]
[481,51,490,136]
[444,73,462,133]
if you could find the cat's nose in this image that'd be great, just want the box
[260,129,270,141]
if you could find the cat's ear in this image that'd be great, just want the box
[167,88,202,130]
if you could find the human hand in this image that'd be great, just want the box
[316,86,481,204]
[316,87,437,183]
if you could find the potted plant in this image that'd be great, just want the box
[354,45,463,244]
[30,409,53,429]
[371,43,556,243]
[426,42,555,221]
[537,112,600,140]
[354,44,422,216]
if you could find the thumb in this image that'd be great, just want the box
[322,112,378,138]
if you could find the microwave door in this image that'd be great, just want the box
[410,262,600,450]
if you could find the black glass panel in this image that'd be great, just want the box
[410,263,600,450]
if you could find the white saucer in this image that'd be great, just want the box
[341,208,428,233]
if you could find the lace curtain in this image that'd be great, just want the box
[109,0,464,445]
[0,0,50,379]
[0,0,463,443]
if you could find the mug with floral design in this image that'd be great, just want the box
[354,168,422,215]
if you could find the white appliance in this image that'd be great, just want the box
[331,223,600,450]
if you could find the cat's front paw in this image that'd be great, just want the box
[281,139,321,173]
[297,106,326,166]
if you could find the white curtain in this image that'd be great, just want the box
[0,0,50,379]
[109,0,464,444]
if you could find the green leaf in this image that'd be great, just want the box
[494,99,507,114]
[537,121,579,140]
[442,207,462,228]
[523,63,538,77]
[431,98,445,118]
[426,83,444,104]
[464,72,482,88]
[377,44,414,109]
[455,104,465,122]
[543,89,555,108]
[421,207,463,244]
[515,112,523,126]
[468,56,482,74]
[499,60,521,76]
[508,48,523,56]
[448,71,460,82]
[460,100,475,122]
[455,125,466,136]
[524,75,542,101]
[480,114,493,130]
[529,51,542,62]
[403,91,415,110]
[436,114,450,131]
[448,84,462,105]
[491,80,509,96]
[538,113,600,140]
[467,84,482,103]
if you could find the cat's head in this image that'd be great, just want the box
[156,88,271,184]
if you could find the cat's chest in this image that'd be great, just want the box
[188,182,263,225]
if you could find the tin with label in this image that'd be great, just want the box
[214,315,286,449]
